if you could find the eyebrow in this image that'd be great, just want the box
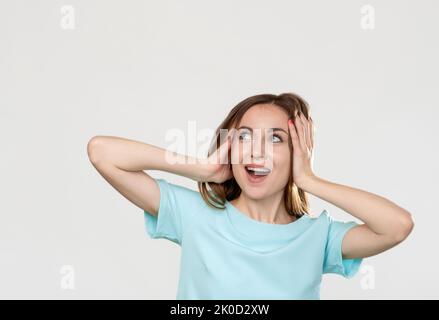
[237,126,288,135]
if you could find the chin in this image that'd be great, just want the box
[245,192,269,201]
[242,184,267,195]
[239,177,271,200]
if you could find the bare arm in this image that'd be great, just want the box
[299,176,414,259]
[288,113,414,260]
[87,135,232,214]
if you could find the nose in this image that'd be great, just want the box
[249,129,273,169]
[251,129,265,159]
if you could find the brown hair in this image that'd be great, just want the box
[197,92,312,218]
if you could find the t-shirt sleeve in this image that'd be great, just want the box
[322,211,363,278]
[143,178,202,246]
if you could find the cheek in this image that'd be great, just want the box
[231,164,244,178]
[273,147,291,168]
[272,156,291,188]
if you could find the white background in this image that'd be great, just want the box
[0,0,437,299]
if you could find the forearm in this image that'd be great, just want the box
[87,135,207,181]
[299,175,413,237]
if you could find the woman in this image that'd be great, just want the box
[87,92,414,299]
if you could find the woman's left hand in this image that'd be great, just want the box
[288,112,316,189]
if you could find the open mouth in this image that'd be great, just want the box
[244,165,271,183]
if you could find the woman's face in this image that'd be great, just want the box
[230,104,291,200]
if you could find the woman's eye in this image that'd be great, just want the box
[271,135,282,143]
[238,132,252,141]
[239,132,282,143]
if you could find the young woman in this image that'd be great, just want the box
[87,92,414,299]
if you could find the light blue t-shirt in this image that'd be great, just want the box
[143,178,363,300]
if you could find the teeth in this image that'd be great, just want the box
[246,167,271,176]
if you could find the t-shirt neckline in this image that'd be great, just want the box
[224,200,311,241]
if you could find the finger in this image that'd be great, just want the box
[294,112,307,151]
[210,131,231,165]
[220,130,235,164]
[309,117,315,149]
[300,112,312,149]
[227,129,241,165]
[219,138,230,164]
[288,118,301,154]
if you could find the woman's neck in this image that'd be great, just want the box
[230,193,296,224]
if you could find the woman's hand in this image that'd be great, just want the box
[288,111,316,189]
[199,131,235,184]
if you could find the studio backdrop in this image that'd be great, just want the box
[0,0,437,299]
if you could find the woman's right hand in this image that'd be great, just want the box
[199,131,235,184]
